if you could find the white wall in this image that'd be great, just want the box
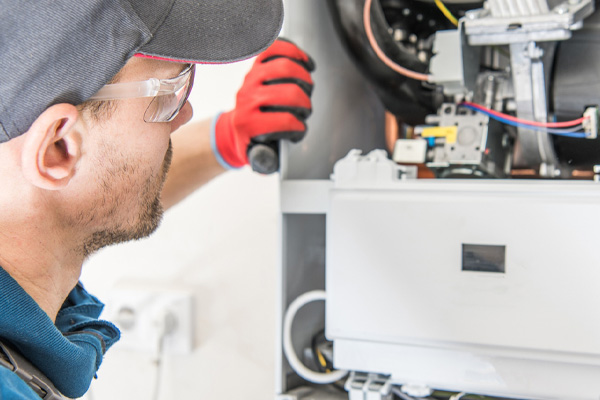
[80,59,280,400]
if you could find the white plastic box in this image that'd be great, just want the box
[326,151,600,400]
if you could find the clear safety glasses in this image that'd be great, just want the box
[88,64,195,123]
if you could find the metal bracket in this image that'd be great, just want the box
[464,0,594,45]
[509,41,560,176]
[344,372,393,400]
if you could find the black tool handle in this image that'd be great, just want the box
[248,142,279,174]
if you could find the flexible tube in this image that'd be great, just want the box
[363,0,432,82]
[283,290,348,384]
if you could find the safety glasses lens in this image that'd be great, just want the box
[143,65,195,123]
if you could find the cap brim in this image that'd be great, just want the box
[138,0,284,64]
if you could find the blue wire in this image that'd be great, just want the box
[461,104,587,138]
[492,115,586,137]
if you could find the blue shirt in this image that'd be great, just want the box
[0,267,120,398]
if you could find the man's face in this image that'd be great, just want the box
[69,58,193,256]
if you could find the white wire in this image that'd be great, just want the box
[152,330,167,400]
[152,310,176,400]
[283,290,348,384]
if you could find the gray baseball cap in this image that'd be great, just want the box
[0,0,284,142]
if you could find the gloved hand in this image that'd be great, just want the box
[211,39,315,173]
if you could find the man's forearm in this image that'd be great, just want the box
[161,118,227,209]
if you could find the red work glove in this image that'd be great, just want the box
[211,39,315,172]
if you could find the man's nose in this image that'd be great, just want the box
[170,101,193,133]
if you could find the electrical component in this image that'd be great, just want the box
[332,150,418,187]
[583,106,598,139]
[420,126,458,144]
[429,28,481,95]
[344,372,392,400]
[411,104,510,178]
[392,139,427,164]
[104,288,193,355]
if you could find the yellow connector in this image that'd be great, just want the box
[421,126,458,144]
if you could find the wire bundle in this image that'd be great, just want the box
[362,0,589,138]
[460,102,588,138]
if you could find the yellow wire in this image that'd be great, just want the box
[434,0,459,26]
[316,348,328,368]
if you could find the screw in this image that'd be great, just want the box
[527,43,544,59]
[555,4,569,14]
[466,10,479,20]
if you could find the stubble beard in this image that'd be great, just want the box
[80,140,173,258]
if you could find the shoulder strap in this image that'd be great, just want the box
[0,340,65,400]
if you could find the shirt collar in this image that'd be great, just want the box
[0,267,120,398]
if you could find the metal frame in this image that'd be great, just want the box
[277,0,386,398]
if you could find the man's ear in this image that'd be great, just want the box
[21,103,82,190]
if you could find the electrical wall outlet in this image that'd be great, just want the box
[103,288,194,355]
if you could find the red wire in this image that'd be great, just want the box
[462,101,588,128]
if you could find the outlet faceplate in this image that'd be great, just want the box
[103,288,194,355]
